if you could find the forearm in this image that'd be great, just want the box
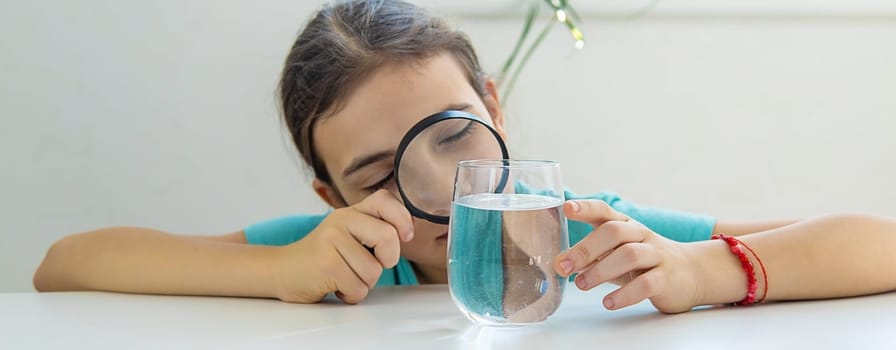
[713,219,798,236]
[694,213,896,305]
[34,227,281,298]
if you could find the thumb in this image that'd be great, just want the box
[563,200,629,226]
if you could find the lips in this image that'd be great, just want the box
[436,232,449,240]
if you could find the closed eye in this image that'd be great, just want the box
[438,121,475,146]
[364,171,394,192]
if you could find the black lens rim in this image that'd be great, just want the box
[393,110,510,225]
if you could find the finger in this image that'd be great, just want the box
[573,243,660,290]
[333,232,385,288]
[331,263,370,305]
[603,268,665,310]
[554,220,645,277]
[563,200,629,227]
[342,213,401,268]
[353,189,415,242]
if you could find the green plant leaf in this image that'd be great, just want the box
[499,0,585,106]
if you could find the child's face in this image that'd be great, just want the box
[312,53,506,273]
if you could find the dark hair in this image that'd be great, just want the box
[279,0,487,183]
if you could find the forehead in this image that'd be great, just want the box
[313,53,485,182]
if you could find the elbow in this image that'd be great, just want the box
[32,266,51,292]
[33,234,80,292]
[33,246,56,292]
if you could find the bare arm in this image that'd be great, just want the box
[696,213,896,305]
[555,201,896,313]
[189,230,248,243]
[33,190,415,304]
[713,219,798,236]
[33,227,281,298]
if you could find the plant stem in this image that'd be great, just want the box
[500,0,541,82]
[501,18,555,106]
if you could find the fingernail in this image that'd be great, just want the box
[568,201,580,213]
[604,298,615,309]
[559,259,574,275]
[405,230,414,242]
[575,275,588,290]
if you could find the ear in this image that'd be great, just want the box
[312,178,348,209]
[481,78,508,141]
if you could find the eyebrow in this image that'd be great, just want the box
[340,103,475,179]
[342,150,394,179]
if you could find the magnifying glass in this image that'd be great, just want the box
[393,110,509,225]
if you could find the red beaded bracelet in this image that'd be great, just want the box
[711,234,767,306]
[736,237,769,303]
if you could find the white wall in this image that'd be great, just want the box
[2,1,894,292]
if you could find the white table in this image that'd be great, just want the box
[2,284,894,349]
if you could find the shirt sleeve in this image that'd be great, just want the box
[244,214,328,246]
[565,190,716,244]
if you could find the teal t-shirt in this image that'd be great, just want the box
[244,189,716,287]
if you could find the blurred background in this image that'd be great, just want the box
[2,0,894,292]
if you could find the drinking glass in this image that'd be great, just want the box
[448,160,569,325]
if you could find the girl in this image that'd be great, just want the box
[34,0,896,314]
